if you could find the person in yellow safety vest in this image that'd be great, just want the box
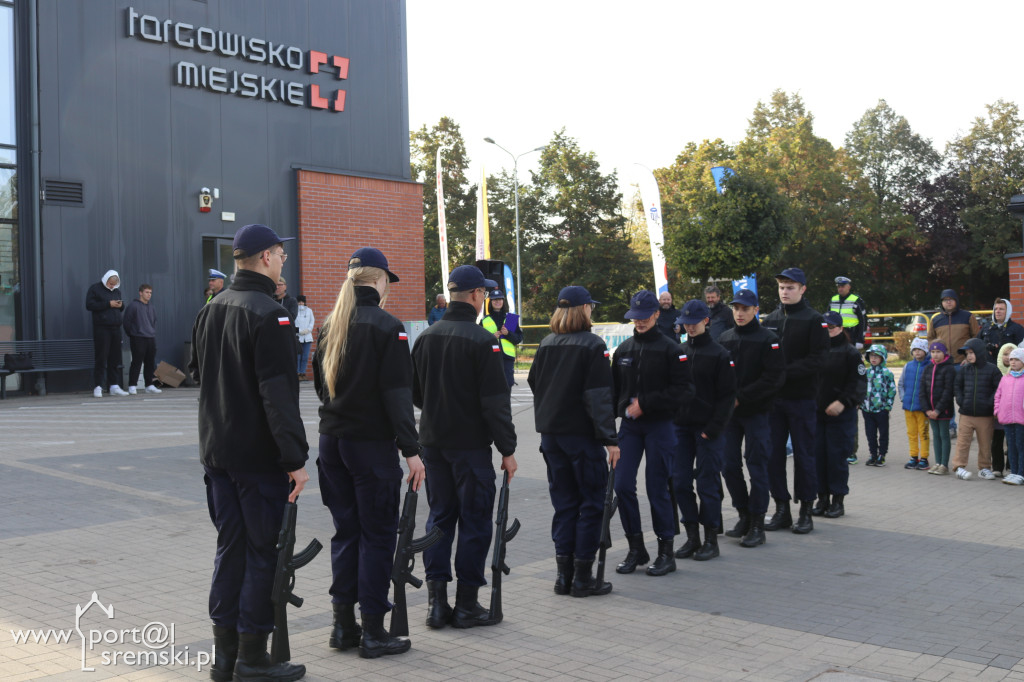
[481,288,523,388]
[830,277,868,351]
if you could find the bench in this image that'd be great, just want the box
[0,339,95,398]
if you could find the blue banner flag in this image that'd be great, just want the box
[710,166,736,195]
[503,264,516,314]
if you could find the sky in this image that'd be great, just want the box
[406,0,1021,192]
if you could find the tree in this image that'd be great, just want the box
[485,168,543,306]
[410,117,476,307]
[522,129,645,321]
[656,139,790,299]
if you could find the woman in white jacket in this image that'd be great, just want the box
[296,295,315,379]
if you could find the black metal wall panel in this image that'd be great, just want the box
[32,0,410,383]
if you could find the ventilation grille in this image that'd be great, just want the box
[43,179,84,206]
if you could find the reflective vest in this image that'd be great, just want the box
[830,294,860,328]
[481,315,516,358]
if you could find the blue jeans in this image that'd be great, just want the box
[1005,423,1024,477]
[297,341,312,375]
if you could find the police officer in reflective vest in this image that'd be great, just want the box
[481,288,523,389]
[830,277,867,350]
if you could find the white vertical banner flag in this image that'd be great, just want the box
[475,166,490,260]
[436,148,450,302]
[635,165,669,296]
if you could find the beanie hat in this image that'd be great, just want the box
[929,341,948,355]
[1010,348,1024,364]
[910,338,929,354]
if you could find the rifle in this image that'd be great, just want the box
[594,466,618,587]
[270,501,323,664]
[389,483,444,637]
[487,470,520,624]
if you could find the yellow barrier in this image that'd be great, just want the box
[864,310,992,342]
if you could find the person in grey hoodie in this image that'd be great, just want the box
[123,283,161,395]
[978,298,1024,364]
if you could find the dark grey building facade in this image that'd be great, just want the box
[6,0,419,392]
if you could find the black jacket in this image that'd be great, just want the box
[655,306,680,342]
[673,331,736,439]
[919,354,956,420]
[86,281,124,327]
[718,319,786,417]
[817,333,867,413]
[279,294,298,324]
[612,326,693,422]
[954,337,1002,417]
[189,269,309,473]
[979,319,1024,363]
[528,330,617,445]
[313,286,420,457]
[411,301,516,456]
[707,301,735,341]
[762,299,829,401]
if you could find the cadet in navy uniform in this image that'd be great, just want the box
[412,265,518,629]
[761,267,829,535]
[612,290,693,577]
[718,289,786,548]
[312,247,425,659]
[190,224,309,682]
[671,300,736,562]
[528,286,620,597]
[811,311,867,519]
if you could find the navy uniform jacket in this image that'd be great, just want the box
[611,326,693,422]
[411,301,516,456]
[190,269,309,474]
[817,334,867,414]
[673,331,736,439]
[312,286,420,457]
[528,330,617,445]
[762,299,829,401]
[718,319,786,418]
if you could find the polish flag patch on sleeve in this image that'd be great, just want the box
[679,354,688,362]
[603,350,610,358]
[821,322,828,328]
[278,317,290,326]
[492,345,501,353]
[771,343,780,350]
[398,331,408,341]
[730,360,735,367]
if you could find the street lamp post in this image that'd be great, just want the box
[484,137,544,314]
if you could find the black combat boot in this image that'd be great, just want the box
[724,511,750,538]
[764,499,792,531]
[210,625,238,682]
[358,612,411,659]
[693,525,720,561]
[328,603,361,651]
[615,533,650,574]
[570,558,612,597]
[451,583,496,629]
[424,581,452,630]
[233,632,305,682]
[740,513,766,548]
[674,522,701,558]
[792,500,814,534]
[646,537,676,576]
[824,494,845,518]
[810,493,829,516]
[554,555,574,595]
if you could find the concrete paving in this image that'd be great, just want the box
[1,372,1023,681]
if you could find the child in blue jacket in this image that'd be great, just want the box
[862,344,897,466]
[900,338,931,470]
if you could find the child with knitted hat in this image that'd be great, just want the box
[900,338,932,470]
[920,341,956,474]
[994,348,1024,485]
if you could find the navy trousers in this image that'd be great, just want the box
[541,433,607,560]
[722,412,772,516]
[615,418,677,539]
[769,398,818,502]
[203,466,288,634]
[422,447,496,587]
[501,355,515,388]
[815,408,856,496]
[672,424,724,527]
[317,434,402,615]
[862,410,890,457]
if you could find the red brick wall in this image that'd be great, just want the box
[1008,254,1024,323]
[296,169,425,329]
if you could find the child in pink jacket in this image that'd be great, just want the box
[993,348,1024,485]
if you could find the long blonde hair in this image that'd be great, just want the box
[549,304,592,334]
[321,266,389,399]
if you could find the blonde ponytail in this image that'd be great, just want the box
[321,266,388,398]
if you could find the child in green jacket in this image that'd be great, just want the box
[861,344,896,466]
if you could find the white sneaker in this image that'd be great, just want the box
[145,385,162,394]
[1013,475,1024,486]
[110,385,129,396]
[955,467,972,480]
[93,386,103,398]
[979,469,996,480]
[128,386,137,395]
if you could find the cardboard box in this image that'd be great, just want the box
[154,361,186,387]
